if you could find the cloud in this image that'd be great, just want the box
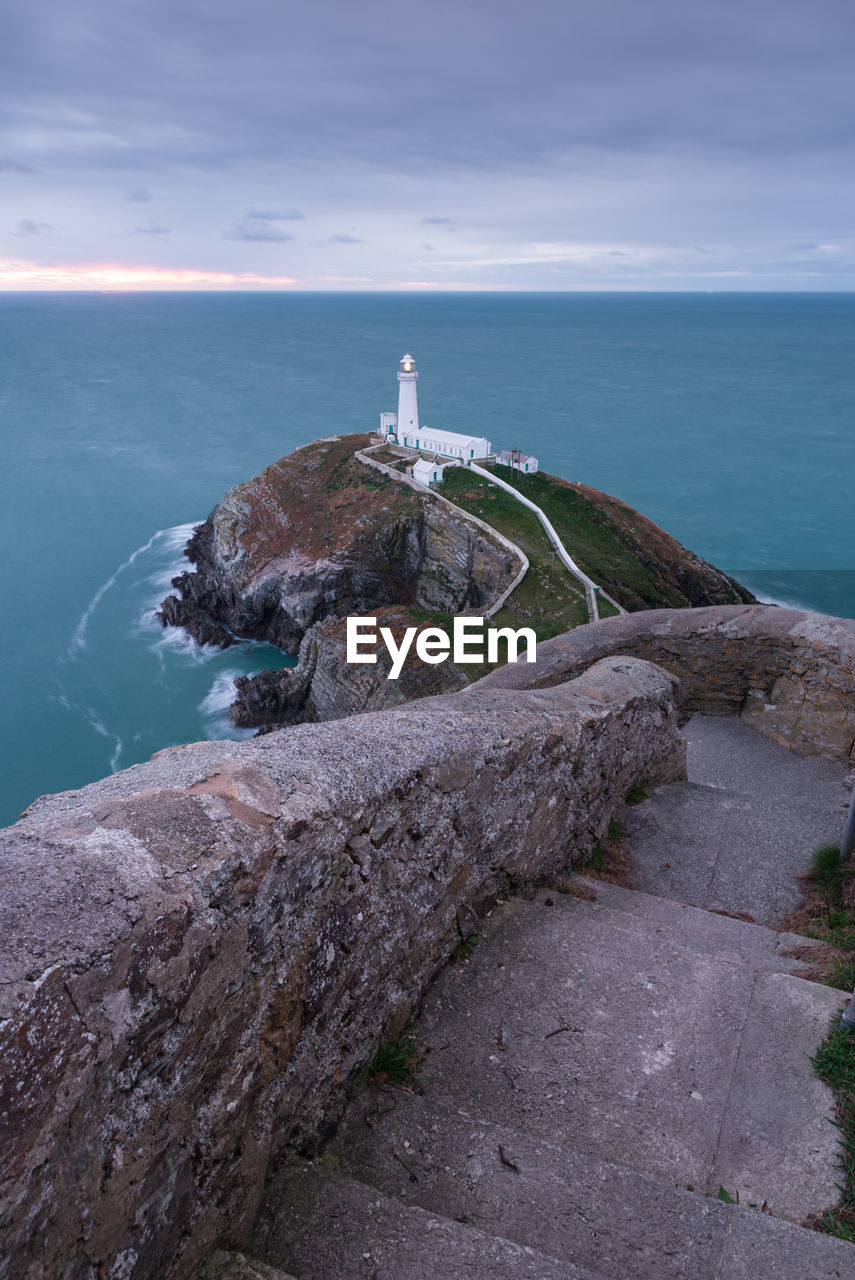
[0,259,298,289]
[328,233,361,243]
[10,219,52,236]
[224,212,298,242]
[0,1,853,287]
[247,208,304,221]
[132,219,171,234]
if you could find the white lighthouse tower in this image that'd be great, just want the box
[396,353,419,437]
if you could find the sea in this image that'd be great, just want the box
[1,291,853,827]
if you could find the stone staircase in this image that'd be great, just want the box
[205,716,855,1280]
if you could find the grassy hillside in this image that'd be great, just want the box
[438,462,752,619]
[437,468,606,640]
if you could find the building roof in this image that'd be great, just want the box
[402,426,490,451]
[496,449,536,463]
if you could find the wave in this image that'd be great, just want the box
[200,671,241,717]
[200,671,257,741]
[69,521,200,655]
[83,705,125,774]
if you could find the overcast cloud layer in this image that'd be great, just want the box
[1,0,853,289]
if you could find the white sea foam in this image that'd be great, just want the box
[745,586,817,611]
[200,671,241,717]
[87,712,110,738]
[69,522,199,656]
[83,707,124,773]
[162,521,199,553]
[200,671,257,740]
[148,618,224,664]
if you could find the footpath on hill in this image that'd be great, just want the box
[207,714,855,1280]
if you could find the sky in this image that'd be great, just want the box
[1,0,853,290]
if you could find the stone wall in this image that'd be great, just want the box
[473,604,855,763]
[0,657,683,1279]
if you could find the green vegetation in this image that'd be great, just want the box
[788,841,855,1240]
[479,465,693,610]
[608,817,625,841]
[362,1035,422,1089]
[812,1017,855,1241]
[626,785,648,805]
[584,844,606,873]
[799,845,855,991]
[438,467,594,642]
[452,933,479,962]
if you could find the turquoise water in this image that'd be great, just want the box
[1,292,853,825]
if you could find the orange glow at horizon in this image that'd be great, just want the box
[0,261,299,290]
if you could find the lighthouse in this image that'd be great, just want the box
[397,353,419,437]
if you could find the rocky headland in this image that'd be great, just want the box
[159,433,754,727]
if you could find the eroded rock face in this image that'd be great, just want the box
[0,657,684,1279]
[231,611,470,728]
[159,436,518,654]
[474,604,855,763]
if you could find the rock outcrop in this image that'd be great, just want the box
[230,610,469,728]
[159,435,519,654]
[556,478,755,611]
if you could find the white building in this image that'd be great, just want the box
[412,458,450,486]
[378,353,491,462]
[495,448,539,475]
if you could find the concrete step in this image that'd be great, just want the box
[248,1163,603,1280]
[535,879,825,971]
[624,714,849,925]
[413,889,845,1219]
[239,715,854,1276]
[322,1086,855,1280]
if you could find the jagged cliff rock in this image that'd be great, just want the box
[159,435,517,653]
[231,610,469,728]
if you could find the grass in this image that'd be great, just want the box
[626,784,648,805]
[452,933,479,962]
[362,1035,422,1089]
[789,841,855,1241]
[796,845,855,989]
[438,467,591,642]
[811,1017,855,1241]
[575,811,634,885]
[584,845,606,873]
[477,465,693,610]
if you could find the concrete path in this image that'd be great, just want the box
[232,717,854,1280]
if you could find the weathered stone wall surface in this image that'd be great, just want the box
[473,604,855,763]
[0,657,683,1279]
